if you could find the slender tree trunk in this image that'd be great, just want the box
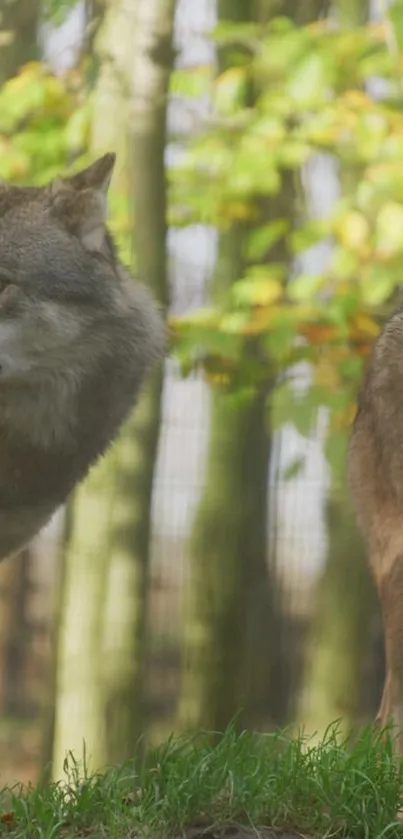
[52,453,117,778]
[337,0,366,25]
[51,0,173,776]
[89,0,137,180]
[297,0,376,739]
[100,0,173,765]
[178,222,274,732]
[298,483,377,737]
[177,0,321,734]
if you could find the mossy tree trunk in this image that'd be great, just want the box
[298,486,377,737]
[100,0,174,766]
[51,0,174,778]
[178,223,275,732]
[178,0,322,734]
[51,461,116,778]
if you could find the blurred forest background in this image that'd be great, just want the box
[0,0,400,786]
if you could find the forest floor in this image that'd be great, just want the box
[0,723,402,838]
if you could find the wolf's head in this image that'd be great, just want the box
[0,153,145,379]
[0,153,164,558]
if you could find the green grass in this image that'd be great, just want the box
[1,723,403,838]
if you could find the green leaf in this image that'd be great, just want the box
[258,28,304,76]
[214,67,248,114]
[245,220,289,261]
[264,319,295,362]
[212,21,260,46]
[65,105,91,153]
[287,51,332,106]
[43,0,79,24]
[231,276,283,307]
[361,267,396,307]
[325,427,348,486]
[220,312,250,334]
[290,220,330,253]
[270,381,296,430]
[294,398,317,437]
[331,247,359,280]
[230,144,281,196]
[277,142,311,168]
[282,455,306,480]
[338,355,364,382]
[170,66,212,99]
[287,273,326,302]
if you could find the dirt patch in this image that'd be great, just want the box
[182,821,305,839]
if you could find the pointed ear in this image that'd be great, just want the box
[50,153,116,253]
[66,153,116,195]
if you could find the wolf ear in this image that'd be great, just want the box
[66,153,116,195]
[50,153,116,253]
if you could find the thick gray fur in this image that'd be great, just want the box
[0,153,165,560]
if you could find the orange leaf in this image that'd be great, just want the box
[0,812,15,824]
[298,323,338,344]
[349,313,380,339]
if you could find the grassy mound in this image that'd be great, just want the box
[1,723,403,837]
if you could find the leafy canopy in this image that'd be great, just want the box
[3,11,403,480]
[168,8,403,479]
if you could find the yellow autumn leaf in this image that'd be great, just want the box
[350,313,380,339]
[232,277,283,307]
[20,61,44,75]
[6,62,43,93]
[213,66,247,114]
[307,124,341,145]
[221,201,255,221]
[315,359,341,389]
[204,371,230,387]
[221,304,282,335]
[248,305,282,330]
[375,201,403,256]
[367,21,387,42]
[335,210,370,252]
[332,404,357,429]
[9,158,30,179]
[43,75,68,105]
[341,90,372,110]
[170,307,220,330]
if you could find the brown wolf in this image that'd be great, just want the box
[348,307,403,748]
[0,152,164,560]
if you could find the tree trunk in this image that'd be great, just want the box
[297,0,376,739]
[51,452,117,778]
[0,0,40,85]
[51,0,173,777]
[100,0,173,766]
[177,223,275,732]
[337,0,366,25]
[177,0,321,734]
[298,484,377,737]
